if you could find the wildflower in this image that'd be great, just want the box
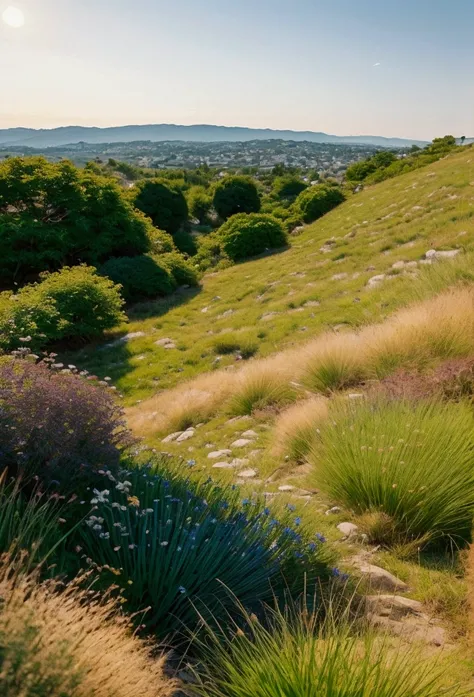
[316,533,326,543]
[128,544,136,550]
[187,459,196,467]
[287,504,296,512]
[128,496,140,507]
[178,585,187,594]
[307,542,317,552]
[242,498,250,506]
[294,517,301,526]
[263,507,270,515]
[100,532,110,540]
[91,489,110,504]
[160,541,169,547]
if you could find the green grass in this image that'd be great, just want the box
[310,398,474,546]
[65,147,474,405]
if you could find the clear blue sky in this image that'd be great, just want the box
[1,0,473,139]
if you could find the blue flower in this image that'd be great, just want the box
[178,585,187,594]
[307,542,317,552]
[187,459,196,467]
[294,517,301,526]
[242,498,250,506]
[263,507,270,515]
[316,533,326,543]
[287,504,296,512]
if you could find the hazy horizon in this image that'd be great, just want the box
[1,0,473,140]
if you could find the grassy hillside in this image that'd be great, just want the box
[71,147,474,402]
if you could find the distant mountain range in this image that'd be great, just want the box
[0,124,428,149]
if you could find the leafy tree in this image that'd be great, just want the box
[131,178,188,234]
[213,176,261,220]
[295,185,345,223]
[0,157,152,287]
[187,185,213,223]
[371,151,397,168]
[218,213,287,261]
[101,255,176,302]
[345,159,377,182]
[273,176,307,201]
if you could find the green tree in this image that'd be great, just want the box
[187,185,213,223]
[218,213,287,261]
[295,185,345,223]
[272,176,307,201]
[0,157,152,287]
[213,176,261,220]
[131,179,189,234]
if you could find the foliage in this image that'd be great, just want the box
[218,213,287,261]
[187,185,213,223]
[0,355,132,493]
[194,234,231,272]
[295,184,345,223]
[193,606,462,697]
[311,398,474,546]
[172,228,198,255]
[229,369,295,415]
[147,228,176,254]
[101,255,176,303]
[0,265,125,351]
[0,564,175,697]
[78,461,332,637]
[0,157,152,287]
[213,176,261,220]
[160,252,200,288]
[273,176,307,201]
[131,179,188,234]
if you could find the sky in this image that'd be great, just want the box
[0,0,473,140]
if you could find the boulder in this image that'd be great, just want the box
[355,561,408,592]
[241,429,258,439]
[238,469,258,479]
[367,274,386,288]
[365,595,423,620]
[176,429,195,443]
[337,522,359,538]
[325,506,342,515]
[212,462,236,469]
[232,438,252,448]
[161,431,183,443]
[207,450,232,459]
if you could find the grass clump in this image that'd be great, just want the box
[0,563,175,697]
[193,606,464,697]
[272,398,328,462]
[228,368,296,416]
[303,334,367,393]
[310,398,474,546]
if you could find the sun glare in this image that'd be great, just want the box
[2,6,25,28]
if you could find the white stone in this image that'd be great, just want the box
[391,261,406,270]
[367,274,386,288]
[212,462,236,469]
[241,429,258,439]
[155,338,175,347]
[337,522,359,537]
[238,469,257,478]
[325,506,342,515]
[231,438,252,448]
[347,393,364,400]
[161,431,183,443]
[278,485,295,492]
[207,450,232,459]
[356,562,409,592]
[231,458,249,467]
[176,429,195,443]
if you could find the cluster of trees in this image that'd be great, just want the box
[346,136,459,185]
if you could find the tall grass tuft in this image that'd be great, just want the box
[303,334,367,393]
[0,562,175,697]
[272,398,329,462]
[310,398,474,546]
[228,368,296,416]
[192,604,465,697]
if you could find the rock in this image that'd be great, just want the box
[155,338,175,347]
[347,393,364,400]
[161,431,183,443]
[337,522,359,538]
[226,415,251,425]
[278,484,295,492]
[355,562,408,592]
[261,312,278,321]
[325,506,342,515]
[231,458,249,467]
[176,429,195,443]
[221,309,234,318]
[241,429,258,439]
[207,450,232,459]
[331,273,348,281]
[201,307,209,313]
[107,331,145,347]
[367,274,386,288]
[231,438,252,448]
[249,449,263,458]
[365,595,423,620]
[425,248,460,260]
[164,342,176,349]
[391,260,406,270]
[304,300,320,307]
[212,462,236,469]
[368,614,447,647]
[238,469,257,478]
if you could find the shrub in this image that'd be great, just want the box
[295,184,345,223]
[160,252,199,288]
[273,176,308,201]
[213,336,258,359]
[0,265,125,351]
[78,461,332,638]
[172,228,198,256]
[218,213,287,262]
[147,228,176,254]
[187,185,213,223]
[213,176,261,220]
[0,355,132,493]
[311,398,474,545]
[193,606,460,697]
[0,157,153,287]
[131,179,188,234]
[194,235,231,271]
[101,255,176,303]
[0,564,175,697]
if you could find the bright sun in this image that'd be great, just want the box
[2,5,25,28]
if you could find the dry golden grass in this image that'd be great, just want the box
[271,397,329,462]
[0,566,176,697]
[468,543,474,646]
[127,286,474,439]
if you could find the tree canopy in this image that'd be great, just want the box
[131,178,189,234]
[213,176,261,220]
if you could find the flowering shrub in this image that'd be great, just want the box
[78,460,332,638]
[0,353,133,493]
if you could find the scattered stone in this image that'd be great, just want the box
[208,450,232,459]
[238,469,257,479]
[249,449,263,458]
[278,484,295,492]
[425,248,460,260]
[231,438,252,448]
[365,595,423,620]
[226,415,251,425]
[161,431,183,443]
[304,300,320,307]
[325,506,342,515]
[220,309,234,318]
[231,458,249,467]
[241,429,258,439]
[331,273,348,281]
[107,331,145,347]
[367,274,386,288]
[212,462,236,469]
[355,561,409,592]
[337,522,359,538]
[347,393,364,400]
[155,337,174,346]
[201,307,209,313]
[261,312,278,321]
[367,613,447,647]
[176,429,196,443]
[391,260,406,270]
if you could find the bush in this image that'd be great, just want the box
[101,255,176,303]
[0,355,132,493]
[0,564,175,697]
[0,157,153,287]
[0,265,125,351]
[172,228,198,256]
[213,176,261,220]
[147,228,176,254]
[273,176,308,201]
[311,398,474,545]
[131,179,188,234]
[160,252,199,288]
[194,235,231,272]
[187,185,213,223]
[193,607,459,697]
[218,213,287,262]
[295,184,345,223]
[78,461,331,638]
